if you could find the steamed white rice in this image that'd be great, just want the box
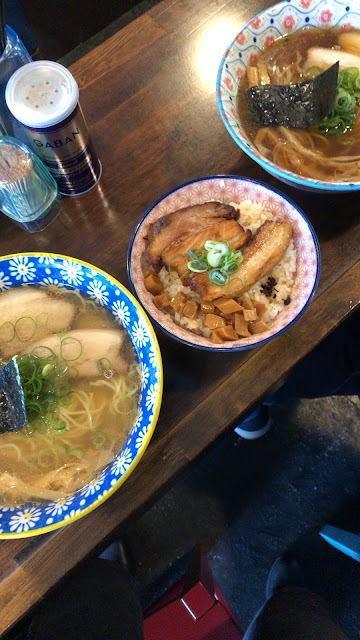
[158,200,297,336]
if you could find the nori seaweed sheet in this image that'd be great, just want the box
[246,62,339,128]
[0,358,27,432]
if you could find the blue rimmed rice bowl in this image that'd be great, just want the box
[0,253,163,538]
[127,175,321,351]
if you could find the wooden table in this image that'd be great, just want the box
[0,0,359,633]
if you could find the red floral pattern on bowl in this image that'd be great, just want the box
[128,177,320,352]
[320,9,333,23]
[216,0,360,192]
[283,14,296,30]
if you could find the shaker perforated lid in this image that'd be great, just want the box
[5,61,79,128]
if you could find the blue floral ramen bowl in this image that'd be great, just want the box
[217,0,360,192]
[0,253,163,538]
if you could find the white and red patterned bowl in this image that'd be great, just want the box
[217,0,360,192]
[127,176,320,351]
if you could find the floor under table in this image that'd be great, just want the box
[123,392,360,638]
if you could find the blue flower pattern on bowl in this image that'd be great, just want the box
[0,253,162,537]
[217,0,360,191]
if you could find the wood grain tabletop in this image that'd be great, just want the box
[0,0,359,633]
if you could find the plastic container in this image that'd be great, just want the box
[0,136,61,232]
[0,25,32,138]
[5,60,101,196]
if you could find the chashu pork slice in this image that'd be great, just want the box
[306,46,360,71]
[191,220,292,301]
[147,202,239,265]
[0,287,75,359]
[162,219,251,276]
[21,329,129,378]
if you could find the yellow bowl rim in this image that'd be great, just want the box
[0,252,163,539]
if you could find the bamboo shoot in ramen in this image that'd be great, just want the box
[237,27,360,181]
[0,286,141,507]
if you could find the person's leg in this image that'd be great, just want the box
[243,586,349,640]
[272,309,360,402]
[235,309,360,438]
[243,555,348,640]
[27,557,143,640]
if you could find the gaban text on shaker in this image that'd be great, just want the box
[5,60,101,196]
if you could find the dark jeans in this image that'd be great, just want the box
[243,586,348,640]
[270,309,359,402]
[26,559,348,640]
[26,558,143,640]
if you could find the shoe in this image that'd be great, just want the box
[234,405,272,440]
[99,540,131,571]
[266,553,305,600]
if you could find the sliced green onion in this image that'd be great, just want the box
[56,363,70,378]
[334,87,355,113]
[56,382,72,398]
[304,65,323,79]
[222,260,240,274]
[208,269,229,286]
[17,425,34,438]
[168,253,187,273]
[204,240,229,251]
[207,242,229,267]
[187,259,208,273]
[53,420,67,432]
[60,392,74,407]
[227,277,244,297]
[31,416,48,433]
[168,253,190,279]
[69,447,84,460]
[67,366,79,379]
[204,240,219,250]
[56,443,67,455]
[97,357,112,373]
[36,312,49,327]
[90,431,108,450]
[17,351,74,432]
[37,449,57,468]
[15,316,36,342]
[0,321,15,343]
[60,336,82,361]
[31,345,58,362]
[339,67,359,89]
[28,401,42,415]
[188,249,205,261]
[232,250,243,263]
[173,239,243,286]
[317,67,360,135]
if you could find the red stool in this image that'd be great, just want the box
[144,546,244,640]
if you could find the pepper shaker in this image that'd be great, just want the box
[5,61,101,195]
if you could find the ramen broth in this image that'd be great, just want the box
[0,286,141,507]
[237,27,360,181]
